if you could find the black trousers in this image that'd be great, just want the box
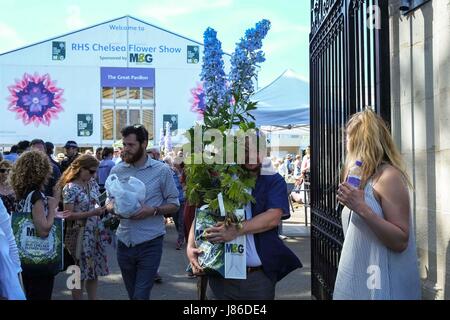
[22,272,55,300]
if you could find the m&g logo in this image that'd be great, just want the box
[129,53,153,64]
[225,243,244,254]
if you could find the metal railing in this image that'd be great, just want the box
[309,0,391,300]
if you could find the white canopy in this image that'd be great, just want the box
[251,69,309,128]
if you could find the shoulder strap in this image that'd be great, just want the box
[22,191,35,213]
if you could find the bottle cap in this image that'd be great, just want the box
[355,160,363,166]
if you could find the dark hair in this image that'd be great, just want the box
[30,139,45,146]
[121,124,148,144]
[102,147,114,159]
[45,141,54,155]
[17,140,30,153]
[9,145,18,153]
[96,147,103,153]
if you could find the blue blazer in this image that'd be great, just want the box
[252,173,303,282]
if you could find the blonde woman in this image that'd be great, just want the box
[10,151,58,300]
[57,154,108,300]
[334,109,420,300]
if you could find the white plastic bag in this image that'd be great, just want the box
[105,174,146,218]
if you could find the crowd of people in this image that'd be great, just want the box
[0,127,189,300]
[269,147,311,205]
[0,108,421,300]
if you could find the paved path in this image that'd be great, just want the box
[53,206,311,300]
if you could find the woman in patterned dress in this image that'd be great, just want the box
[57,154,109,300]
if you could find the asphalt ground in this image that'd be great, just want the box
[52,205,311,300]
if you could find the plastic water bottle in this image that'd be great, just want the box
[347,160,363,188]
[336,160,363,213]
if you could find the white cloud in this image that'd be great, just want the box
[66,5,85,30]
[0,22,25,53]
[138,0,233,23]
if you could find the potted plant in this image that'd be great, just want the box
[184,20,271,278]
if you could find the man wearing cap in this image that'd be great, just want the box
[60,140,80,173]
[30,139,61,197]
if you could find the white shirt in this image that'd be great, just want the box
[0,199,26,300]
[0,199,21,273]
[244,192,262,267]
[278,162,288,177]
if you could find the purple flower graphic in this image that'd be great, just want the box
[21,85,50,113]
[7,73,64,126]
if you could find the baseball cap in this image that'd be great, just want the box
[64,140,78,149]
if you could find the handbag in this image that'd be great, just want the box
[64,183,93,262]
[64,220,85,261]
[11,191,64,276]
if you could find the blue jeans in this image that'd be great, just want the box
[117,236,163,300]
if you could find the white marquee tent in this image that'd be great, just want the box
[251,69,310,150]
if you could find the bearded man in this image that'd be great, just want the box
[108,124,179,300]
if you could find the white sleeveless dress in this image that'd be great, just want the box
[333,180,421,300]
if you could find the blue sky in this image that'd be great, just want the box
[0,0,310,87]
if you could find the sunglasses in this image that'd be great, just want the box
[0,168,10,173]
[85,168,97,174]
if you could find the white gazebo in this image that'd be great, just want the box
[251,69,310,155]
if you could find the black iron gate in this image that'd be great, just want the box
[309,0,391,300]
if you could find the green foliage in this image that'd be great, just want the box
[186,21,271,217]
[185,92,261,214]
[186,160,256,216]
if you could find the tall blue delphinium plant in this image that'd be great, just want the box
[229,19,271,102]
[227,19,271,130]
[186,19,271,216]
[200,27,228,114]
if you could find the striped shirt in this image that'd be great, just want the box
[110,156,180,247]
